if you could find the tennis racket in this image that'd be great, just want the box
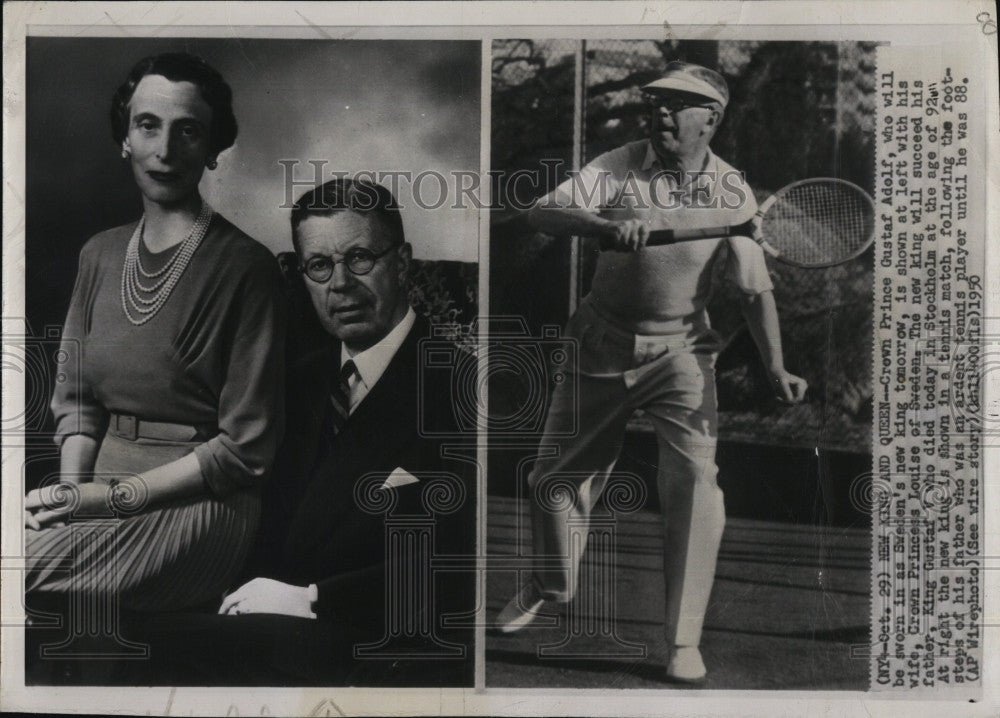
[604,178,876,268]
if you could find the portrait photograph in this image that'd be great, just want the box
[486,38,876,690]
[19,35,480,687]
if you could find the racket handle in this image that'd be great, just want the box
[646,219,755,246]
[598,219,755,250]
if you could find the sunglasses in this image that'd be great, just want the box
[644,95,715,113]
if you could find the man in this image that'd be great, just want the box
[141,179,475,685]
[497,62,807,683]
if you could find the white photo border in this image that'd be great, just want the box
[3,2,997,717]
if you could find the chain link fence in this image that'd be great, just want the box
[491,39,878,452]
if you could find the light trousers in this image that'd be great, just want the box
[527,300,725,647]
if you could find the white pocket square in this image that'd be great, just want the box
[380,467,420,490]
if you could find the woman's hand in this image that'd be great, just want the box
[25,482,78,529]
[24,482,115,529]
[24,510,45,531]
[25,455,199,531]
[28,434,102,529]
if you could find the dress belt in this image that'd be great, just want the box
[108,413,216,442]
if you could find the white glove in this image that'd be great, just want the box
[218,577,317,619]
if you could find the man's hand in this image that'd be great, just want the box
[604,218,650,252]
[219,577,316,619]
[767,368,808,404]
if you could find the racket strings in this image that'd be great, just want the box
[762,182,874,265]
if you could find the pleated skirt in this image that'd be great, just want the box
[26,430,261,612]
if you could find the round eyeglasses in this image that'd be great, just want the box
[644,95,714,114]
[300,245,397,282]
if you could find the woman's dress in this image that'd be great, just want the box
[26,214,286,611]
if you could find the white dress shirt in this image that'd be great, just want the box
[340,307,416,413]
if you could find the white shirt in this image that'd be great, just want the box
[340,307,416,413]
[542,140,772,334]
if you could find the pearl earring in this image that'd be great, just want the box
[206,158,218,170]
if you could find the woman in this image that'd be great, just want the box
[24,53,285,612]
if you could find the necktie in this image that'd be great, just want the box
[329,358,356,435]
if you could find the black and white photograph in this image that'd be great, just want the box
[1,2,996,717]
[487,37,878,689]
[17,36,480,687]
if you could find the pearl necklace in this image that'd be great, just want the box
[120,204,215,325]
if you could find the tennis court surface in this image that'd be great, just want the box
[486,494,870,690]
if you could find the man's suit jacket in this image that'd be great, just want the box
[250,290,475,683]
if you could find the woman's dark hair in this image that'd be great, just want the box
[110,52,238,156]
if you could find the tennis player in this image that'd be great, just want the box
[497,61,808,683]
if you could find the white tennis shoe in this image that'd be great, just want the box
[666,646,707,683]
[496,582,553,633]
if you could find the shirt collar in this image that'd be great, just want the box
[341,307,417,391]
[641,142,659,171]
[642,142,717,175]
